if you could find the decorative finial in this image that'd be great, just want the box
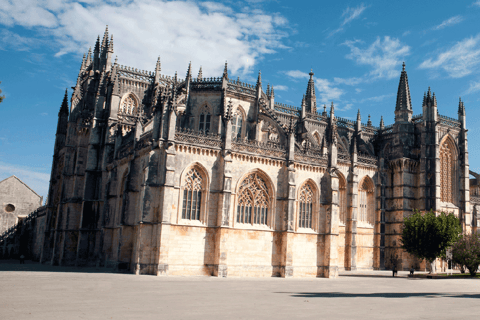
[402,61,405,71]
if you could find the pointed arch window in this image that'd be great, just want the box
[182,168,204,220]
[121,94,137,115]
[237,173,270,225]
[199,112,211,132]
[298,183,314,229]
[440,138,457,204]
[232,111,243,139]
[358,177,375,226]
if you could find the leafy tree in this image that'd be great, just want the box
[0,81,4,103]
[451,233,480,276]
[401,209,461,273]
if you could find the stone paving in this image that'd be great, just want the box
[0,261,479,320]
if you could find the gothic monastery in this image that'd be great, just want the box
[37,28,479,278]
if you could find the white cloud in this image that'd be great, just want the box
[431,15,464,30]
[327,3,367,38]
[355,88,363,93]
[473,1,480,7]
[341,4,367,27]
[343,36,410,79]
[0,0,289,77]
[0,162,50,199]
[465,81,480,94]
[419,34,480,78]
[283,70,309,79]
[333,77,363,86]
[273,85,288,91]
[315,78,344,103]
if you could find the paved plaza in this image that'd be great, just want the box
[0,261,479,320]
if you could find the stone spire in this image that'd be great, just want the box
[186,61,192,80]
[458,97,466,128]
[266,83,270,97]
[380,116,385,130]
[305,69,317,113]
[256,70,262,87]
[93,35,100,71]
[101,25,109,49]
[356,109,362,132]
[367,114,372,127]
[86,47,92,67]
[197,66,202,80]
[395,62,413,123]
[154,56,161,84]
[223,61,228,79]
[80,53,86,71]
[422,87,437,122]
[60,89,69,116]
[322,104,327,117]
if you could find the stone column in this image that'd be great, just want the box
[279,126,296,278]
[346,142,358,271]
[213,114,233,277]
[323,170,339,278]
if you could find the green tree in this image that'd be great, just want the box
[451,233,480,276]
[401,209,461,273]
[0,81,4,103]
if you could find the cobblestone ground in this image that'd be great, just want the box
[0,261,479,320]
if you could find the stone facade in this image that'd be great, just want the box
[38,29,479,277]
[0,175,43,234]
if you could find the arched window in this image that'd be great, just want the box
[182,168,204,220]
[120,94,137,115]
[232,111,243,139]
[358,177,375,226]
[237,173,270,225]
[199,113,211,132]
[298,183,314,229]
[338,173,347,225]
[440,137,457,204]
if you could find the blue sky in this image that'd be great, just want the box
[1,0,480,199]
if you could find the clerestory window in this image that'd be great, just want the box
[199,113,211,132]
[232,111,243,139]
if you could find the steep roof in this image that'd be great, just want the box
[0,175,42,199]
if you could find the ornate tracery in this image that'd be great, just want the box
[358,177,374,226]
[237,173,270,225]
[182,168,204,220]
[298,183,314,229]
[120,94,137,115]
[440,137,456,203]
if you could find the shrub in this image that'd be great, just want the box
[451,233,480,277]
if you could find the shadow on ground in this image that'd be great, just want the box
[0,259,116,274]
[276,292,480,299]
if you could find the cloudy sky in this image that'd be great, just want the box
[1,0,480,199]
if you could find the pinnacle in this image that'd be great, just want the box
[223,61,228,79]
[60,89,69,115]
[395,62,412,112]
[197,66,203,80]
[257,70,262,84]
